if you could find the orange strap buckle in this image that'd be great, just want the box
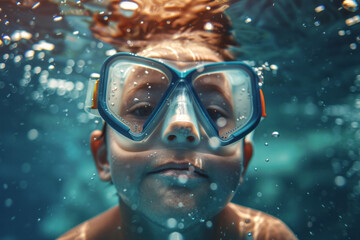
[91,79,99,109]
[259,89,267,117]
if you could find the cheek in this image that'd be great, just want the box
[207,147,243,196]
[107,139,146,195]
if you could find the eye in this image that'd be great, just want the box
[206,107,228,121]
[127,103,154,117]
[207,107,230,128]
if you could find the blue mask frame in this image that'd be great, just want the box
[88,52,265,146]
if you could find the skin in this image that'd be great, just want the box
[58,41,297,240]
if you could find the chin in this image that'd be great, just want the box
[139,190,222,229]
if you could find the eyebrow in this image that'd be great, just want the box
[193,75,233,106]
[126,81,168,97]
[203,83,231,102]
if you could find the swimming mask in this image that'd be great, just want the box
[85,52,266,146]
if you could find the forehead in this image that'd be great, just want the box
[137,41,225,63]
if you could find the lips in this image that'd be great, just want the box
[148,162,208,178]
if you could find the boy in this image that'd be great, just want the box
[59,40,297,239]
[59,0,297,239]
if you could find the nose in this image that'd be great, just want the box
[161,88,200,146]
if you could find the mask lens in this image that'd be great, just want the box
[106,60,170,134]
[193,68,254,139]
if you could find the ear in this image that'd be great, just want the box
[240,139,253,184]
[90,130,111,181]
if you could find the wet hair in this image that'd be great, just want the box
[91,0,237,60]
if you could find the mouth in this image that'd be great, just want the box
[148,162,208,178]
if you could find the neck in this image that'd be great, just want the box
[116,198,224,240]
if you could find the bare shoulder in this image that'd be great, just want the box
[227,203,298,240]
[57,206,121,240]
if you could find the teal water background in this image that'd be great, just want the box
[1,0,360,239]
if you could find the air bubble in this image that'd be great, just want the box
[167,218,177,229]
[196,66,205,73]
[204,22,214,31]
[209,137,221,149]
[338,30,346,36]
[210,182,218,191]
[106,49,117,56]
[119,1,139,17]
[27,129,39,141]
[350,43,357,50]
[177,222,184,229]
[345,15,360,26]
[168,232,183,240]
[75,81,84,91]
[335,118,344,125]
[216,117,227,128]
[37,52,45,60]
[4,198,13,207]
[32,2,40,9]
[11,30,32,42]
[178,174,188,184]
[334,176,346,187]
[33,40,55,51]
[3,53,9,60]
[245,17,252,23]
[315,5,325,12]
[2,35,11,45]
[342,0,359,12]
[53,16,63,22]
[25,50,35,59]
[77,59,85,68]
[272,131,280,138]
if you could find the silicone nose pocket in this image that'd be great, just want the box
[162,87,200,146]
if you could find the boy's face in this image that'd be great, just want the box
[92,44,245,228]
